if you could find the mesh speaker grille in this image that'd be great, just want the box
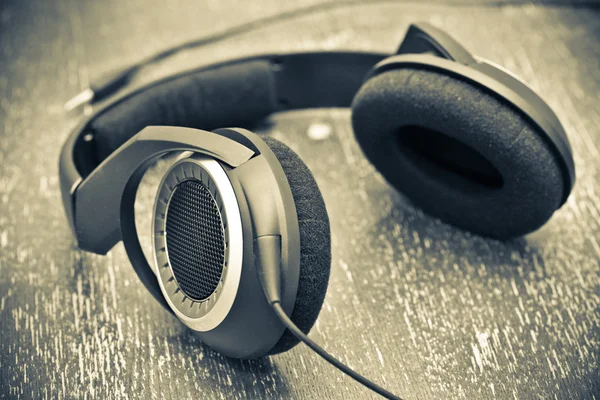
[165,179,225,301]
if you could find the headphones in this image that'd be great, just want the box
[59,23,575,398]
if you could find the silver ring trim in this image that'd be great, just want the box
[151,155,243,332]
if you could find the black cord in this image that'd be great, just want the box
[134,0,600,74]
[63,0,598,111]
[255,236,401,398]
[270,301,402,400]
[255,233,402,398]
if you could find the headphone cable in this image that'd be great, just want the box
[270,301,402,400]
[256,238,402,399]
[63,0,597,111]
[65,1,372,111]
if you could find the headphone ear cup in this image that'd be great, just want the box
[261,137,331,355]
[351,67,565,239]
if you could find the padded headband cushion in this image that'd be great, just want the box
[352,67,565,239]
[261,137,331,355]
[89,60,277,164]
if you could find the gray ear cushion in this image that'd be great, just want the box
[351,67,565,239]
[261,137,331,355]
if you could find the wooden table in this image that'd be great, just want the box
[1,1,598,398]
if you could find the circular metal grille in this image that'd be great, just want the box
[165,179,225,301]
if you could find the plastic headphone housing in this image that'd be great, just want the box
[167,128,302,358]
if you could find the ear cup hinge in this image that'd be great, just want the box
[396,22,476,65]
[73,125,256,254]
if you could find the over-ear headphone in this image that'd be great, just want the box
[59,23,575,399]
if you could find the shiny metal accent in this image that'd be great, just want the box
[152,154,243,332]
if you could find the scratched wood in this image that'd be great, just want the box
[0,0,599,399]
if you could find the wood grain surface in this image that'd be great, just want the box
[1,1,599,399]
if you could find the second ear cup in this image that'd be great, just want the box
[260,137,332,355]
[351,67,565,239]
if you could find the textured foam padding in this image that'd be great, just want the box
[352,67,565,239]
[90,60,277,163]
[261,137,331,355]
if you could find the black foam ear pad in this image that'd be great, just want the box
[352,67,565,239]
[260,137,331,355]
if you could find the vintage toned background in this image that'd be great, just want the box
[0,0,599,399]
